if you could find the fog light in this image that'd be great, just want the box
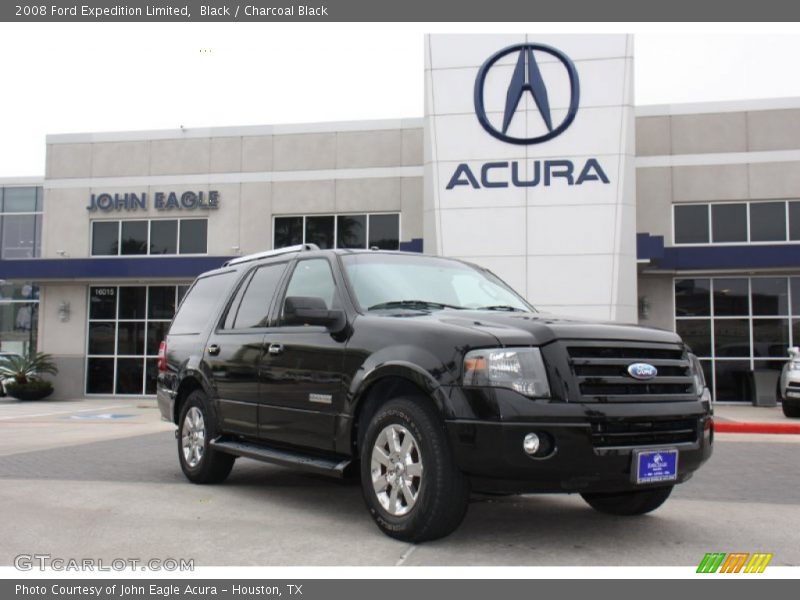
[523,433,540,455]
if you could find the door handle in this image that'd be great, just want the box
[207,344,221,356]
[268,343,284,356]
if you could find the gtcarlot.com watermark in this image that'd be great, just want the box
[14,554,194,572]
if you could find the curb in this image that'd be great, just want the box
[714,421,800,434]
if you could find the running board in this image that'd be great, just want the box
[210,439,353,478]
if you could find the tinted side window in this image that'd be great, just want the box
[170,271,236,335]
[283,259,337,313]
[230,263,287,329]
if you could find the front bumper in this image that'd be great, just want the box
[443,387,713,494]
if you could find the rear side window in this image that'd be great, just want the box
[227,262,288,329]
[170,271,237,335]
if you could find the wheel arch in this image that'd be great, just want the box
[172,372,214,425]
[348,363,452,454]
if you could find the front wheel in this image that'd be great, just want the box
[178,390,235,484]
[360,397,470,542]
[581,485,673,516]
[783,401,800,418]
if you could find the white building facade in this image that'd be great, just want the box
[2,34,800,404]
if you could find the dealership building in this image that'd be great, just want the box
[2,33,800,403]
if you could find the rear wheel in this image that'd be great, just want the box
[360,397,469,542]
[178,390,235,484]
[581,485,673,516]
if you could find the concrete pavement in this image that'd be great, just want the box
[0,396,798,566]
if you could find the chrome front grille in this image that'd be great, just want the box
[567,341,696,402]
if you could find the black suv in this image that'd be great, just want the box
[157,245,713,541]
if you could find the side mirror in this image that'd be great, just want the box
[284,296,344,329]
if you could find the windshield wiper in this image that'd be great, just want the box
[367,300,465,312]
[476,305,527,312]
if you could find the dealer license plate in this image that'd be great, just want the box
[634,449,678,485]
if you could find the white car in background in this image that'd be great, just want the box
[779,347,800,418]
[0,351,22,397]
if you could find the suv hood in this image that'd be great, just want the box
[428,310,682,347]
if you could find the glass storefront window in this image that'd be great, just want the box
[1,187,39,212]
[674,205,709,244]
[750,202,786,242]
[91,219,208,256]
[150,220,178,254]
[179,219,208,254]
[91,222,119,256]
[752,319,789,357]
[0,280,39,357]
[675,275,800,402]
[714,360,753,402]
[120,221,148,255]
[273,213,401,250]
[0,187,43,259]
[676,319,712,357]
[713,278,749,316]
[274,217,303,248]
[675,278,711,316]
[85,285,189,396]
[751,278,788,315]
[711,204,747,243]
[368,214,400,250]
[1,214,41,259]
[790,201,800,241]
[305,216,335,249]
[337,215,366,249]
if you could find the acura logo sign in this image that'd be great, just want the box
[474,43,581,145]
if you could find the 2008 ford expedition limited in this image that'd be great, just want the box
[157,245,713,541]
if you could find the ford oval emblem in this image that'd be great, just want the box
[627,363,658,380]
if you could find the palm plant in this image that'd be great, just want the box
[0,352,58,385]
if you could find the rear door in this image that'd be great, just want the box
[257,257,348,451]
[205,261,289,438]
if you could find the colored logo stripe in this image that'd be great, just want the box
[744,553,773,573]
[720,553,749,573]
[697,553,726,573]
[697,552,773,573]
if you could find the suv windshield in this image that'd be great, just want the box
[341,253,533,313]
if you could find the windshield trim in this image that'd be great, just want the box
[338,252,536,315]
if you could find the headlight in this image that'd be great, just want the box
[790,360,800,371]
[463,347,550,398]
[689,353,706,396]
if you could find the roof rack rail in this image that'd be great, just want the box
[223,243,320,266]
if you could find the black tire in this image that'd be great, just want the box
[360,397,469,542]
[581,485,673,516]
[783,401,800,418]
[177,390,235,484]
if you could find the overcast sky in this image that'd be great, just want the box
[2,24,800,176]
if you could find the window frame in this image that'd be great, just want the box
[673,275,799,403]
[218,261,290,332]
[672,200,800,247]
[89,218,209,257]
[84,283,191,397]
[0,186,44,260]
[272,212,402,251]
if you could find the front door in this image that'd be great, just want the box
[258,257,347,451]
